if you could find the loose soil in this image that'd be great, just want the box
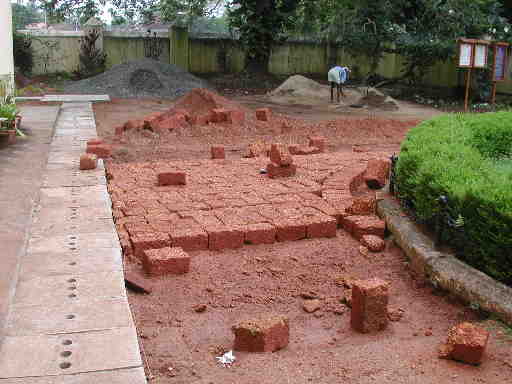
[92,88,512,384]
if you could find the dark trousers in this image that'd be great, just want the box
[330,82,343,102]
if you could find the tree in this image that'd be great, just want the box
[392,0,511,84]
[38,0,104,24]
[11,2,44,29]
[227,0,302,72]
[110,0,158,24]
[159,0,224,25]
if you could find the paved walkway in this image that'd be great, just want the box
[0,106,59,340]
[0,103,145,383]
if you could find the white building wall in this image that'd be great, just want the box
[0,0,15,96]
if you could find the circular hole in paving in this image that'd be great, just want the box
[68,242,75,246]
[68,278,76,283]
[66,314,75,320]
[69,247,77,251]
[62,340,72,345]
[59,362,72,369]
[69,262,77,266]
[69,236,77,240]
[60,351,72,357]
[68,293,77,298]
[68,286,77,291]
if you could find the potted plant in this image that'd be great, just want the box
[0,103,20,144]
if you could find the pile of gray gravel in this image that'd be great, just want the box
[64,59,209,99]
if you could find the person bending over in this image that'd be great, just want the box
[328,65,350,103]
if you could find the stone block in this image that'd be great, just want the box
[246,142,269,158]
[86,144,112,159]
[245,223,276,245]
[267,162,297,179]
[233,315,289,352]
[305,215,337,238]
[364,158,391,189]
[87,139,103,146]
[131,232,171,259]
[308,136,326,152]
[275,218,306,242]
[438,322,489,365]
[124,119,144,131]
[114,125,125,135]
[211,108,228,123]
[169,225,209,252]
[351,278,389,333]
[347,196,377,216]
[256,108,272,122]
[343,215,385,240]
[158,170,186,186]
[227,110,245,125]
[288,145,321,156]
[270,143,293,166]
[142,247,190,276]
[207,225,244,250]
[211,146,226,160]
[361,235,385,252]
[79,153,98,170]
[153,116,185,132]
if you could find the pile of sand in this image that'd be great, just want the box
[268,75,400,111]
[64,59,209,99]
[268,75,362,106]
[357,87,400,111]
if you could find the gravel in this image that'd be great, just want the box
[64,58,209,99]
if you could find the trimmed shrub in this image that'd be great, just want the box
[396,112,512,285]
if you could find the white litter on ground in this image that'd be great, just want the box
[216,350,236,367]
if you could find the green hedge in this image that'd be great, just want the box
[396,112,512,285]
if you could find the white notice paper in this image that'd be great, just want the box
[474,44,487,68]
[459,43,472,67]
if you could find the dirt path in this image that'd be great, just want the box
[129,236,512,384]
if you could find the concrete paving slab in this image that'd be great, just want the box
[31,218,116,237]
[0,367,146,384]
[0,327,140,378]
[37,186,110,208]
[0,106,60,341]
[42,95,110,102]
[6,298,133,336]
[42,172,107,188]
[32,206,113,226]
[19,248,122,280]
[13,270,126,307]
[27,233,119,254]
[41,167,106,181]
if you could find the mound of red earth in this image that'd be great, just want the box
[114,88,294,137]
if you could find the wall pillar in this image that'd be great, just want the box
[0,1,15,98]
[169,26,189,71]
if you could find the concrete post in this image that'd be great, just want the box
[169,26,189,71]
[0,1,15,98]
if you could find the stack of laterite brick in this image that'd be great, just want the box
[267,143,297,178]
[288,135,326,156]
[135,167,192,277]
[341,157,391,253]
[80,139,112,170]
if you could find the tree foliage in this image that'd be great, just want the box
[227,0,302,71]
[11,2,43,29]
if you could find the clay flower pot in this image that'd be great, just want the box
[0,129,16,145]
